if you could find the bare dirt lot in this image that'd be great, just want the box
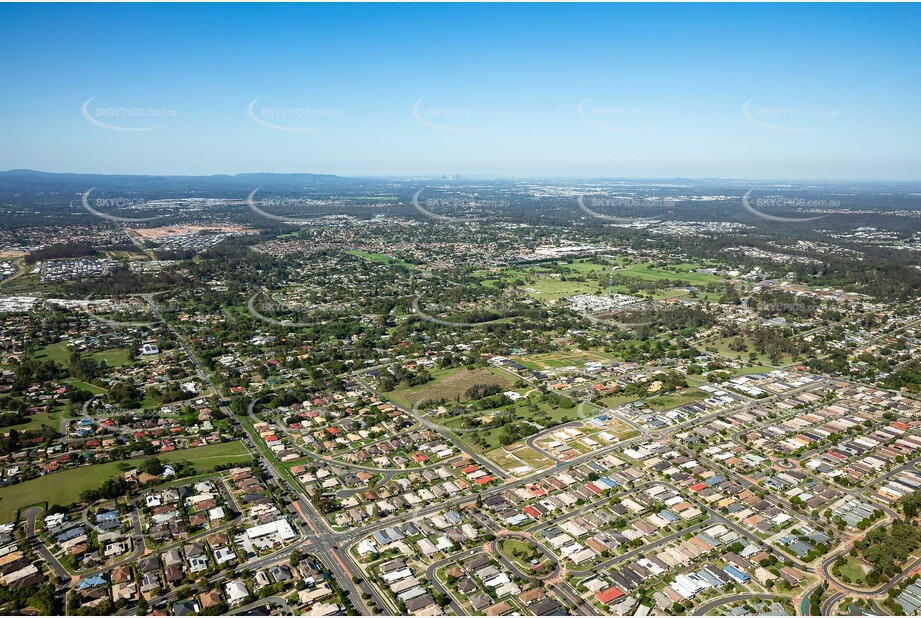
[132,224,251,239]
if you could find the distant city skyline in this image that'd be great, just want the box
[2,3,921,180]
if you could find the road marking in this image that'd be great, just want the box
[294,502,319,534]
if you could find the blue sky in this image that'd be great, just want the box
[1,3,920,179]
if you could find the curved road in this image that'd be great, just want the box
[692,593,788,616]
[821,591,845,616]
[22,506,72,581]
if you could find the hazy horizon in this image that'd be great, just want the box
[2,3,921,179]
[5,168,921,185]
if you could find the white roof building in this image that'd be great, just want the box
[245,518,296,541]
[224,580,249,605]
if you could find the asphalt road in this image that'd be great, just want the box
[228,595,292,615]
[821,591,845,616]
[353,374,509,479]
[22,506,72,581]
[425,546,481,616]
[144,295,386,615]
[692,593,765,616]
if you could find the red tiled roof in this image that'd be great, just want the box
[523,505,541,519]
[596,586,625,604]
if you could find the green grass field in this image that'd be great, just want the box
[35,341,72,364]
[346,249,412,268]
[519,278,605,302]
[708,337,790,366]
[0,272,40,295]
[498,538,541,567]
[36,342,133,369]
[437,395,584,453]
[597,394,642,408]
[837,557,869,585]
[504,259,722,304]
[483,448,522,472]
[519,349,612,369]
[388,366,515,407]
[537,259,724,285]
[93,349,132,367]
[480,266,547,289]
[0,441,252,523]
[613,262,723,285]
[3,410,61,432]
[559,260,610,273]
[64,378,107,395]
[732,365,781,376]
[644,388,709,411]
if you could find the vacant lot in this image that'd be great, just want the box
[597,394,642,409]
[519,349,612,370]
[486,444,555,475]
[389,367,515,407]
[0,441,252,523]
[93,348,132,367]
[708,336,791,367]
[133,224,249,239]
[644,387,709,411]
[442,396,583,453]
